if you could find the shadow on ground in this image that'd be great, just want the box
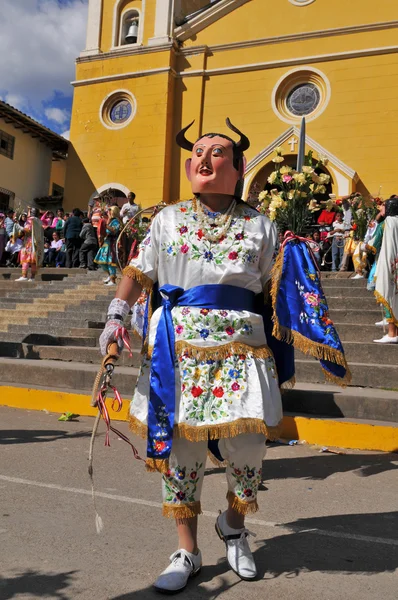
[0,429,91,445]
[111,511,398,599]
[0,570,77,599]
[206,446,398,482]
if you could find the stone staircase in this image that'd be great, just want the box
[0,268,397,428]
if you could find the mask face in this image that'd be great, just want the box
[185,135,240,195]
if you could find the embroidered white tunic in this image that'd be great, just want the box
[127,200,283,441]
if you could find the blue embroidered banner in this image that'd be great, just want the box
[272,239,351,385]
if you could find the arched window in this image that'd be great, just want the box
[119,9,140,46]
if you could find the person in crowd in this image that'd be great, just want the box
[16,207,44,281]
[64,208,83,268]
[0,213,6,264]
[79,217,98,270]
[120,192,139,224]
[41,210,56,242]
[5,235,23,267]
[307,231,321,267]
[19,212,28,228]
[373,196,398,343]
[43,231,64,267]
[94,206,121,285]
[328,212,345,272]
[5,209,15,238]
[53,209,65,232]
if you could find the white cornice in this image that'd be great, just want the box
[71,67,176,87]
[72,44,398,86]
[77,42,174,63]
[174,0,251,42]
[245,126,358,181]
[198,19,398,55]
[179,45,398,78]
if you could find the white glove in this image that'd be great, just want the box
[99,298,130,357]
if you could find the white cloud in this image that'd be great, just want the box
[0,0,87,112]
[45,107,70,125]
[61,129,70,140]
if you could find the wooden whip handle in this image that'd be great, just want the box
[106,342,120,364]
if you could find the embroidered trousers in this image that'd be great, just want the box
[161,432,266,519]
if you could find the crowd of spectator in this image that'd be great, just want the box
[0,191,139,272]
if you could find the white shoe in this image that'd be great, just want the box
[215,510,257,580]
[375,319,389,327]
[373,334,398,344]
[153,549,202,593]
[15,276,28,282]
[105,280,116,286]
[351,274,364,280]
[27,278,34,282]
[103,277,110,283]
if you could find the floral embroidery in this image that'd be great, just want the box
[179,353,250,422]
[230,464,262,502]
[163,462,203,504]
[160,201,260,267]
[173,310,254,343]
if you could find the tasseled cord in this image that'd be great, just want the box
[88,332,144,534]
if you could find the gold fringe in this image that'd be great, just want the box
[207,450,227,468]
[270,248,351,387]
[162,501,202,519]
[145,458,169,474]
[366,244,377,255]
[322,366,352,388]
[226,491,259,515]
[280,375,296,391]
[147,341,274,361]
[122,266,153,290]
[374,291,398,326]
[128,415,282,444]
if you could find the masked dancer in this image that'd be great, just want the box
[99,119,283,592]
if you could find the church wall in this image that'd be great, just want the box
[181,0,398,48]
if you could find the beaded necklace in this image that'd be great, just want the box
[192,197,236,243]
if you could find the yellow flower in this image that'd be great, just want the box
[308,199,318,212]
[280,165,292,175]
[288,190,295,200]
[269,208,277,221]
[293,173,306,184]
[275,146,284,155]
[318,173,330,184]
[272,156,284,164]
[267,171,278,184]
[315,185,327,194]
[194,368,201,380]
[258,191,268,201]
[214,370,222,380]
[309,183,315,192]
[311,173,322,184]
[319,154,329,165]
[302,166,314,174]
[301,192,307,198]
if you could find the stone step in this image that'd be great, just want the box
[334,323,384,342]
[0,267,83,279]
[328,309,381,324]
[327,296,378,310]
[4,320,105,335]
[321,278,367,288]
[0,334,98,349]
[0,343,141,367]
[0,358,138,396]
[295,359,398,389]
[282,382,398,423]
[297,341,398,366]
[323,287,373,297]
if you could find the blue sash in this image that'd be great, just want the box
[147,284,256,469]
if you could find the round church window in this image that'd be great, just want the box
[110,100,132,124]
[100,90,137,130]
[286,83,320,116]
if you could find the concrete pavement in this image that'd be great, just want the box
[1,406,397,600]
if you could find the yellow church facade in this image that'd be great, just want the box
[64,0,398,211]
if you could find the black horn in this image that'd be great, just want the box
[176,120,195,152]
[225,118,250,152]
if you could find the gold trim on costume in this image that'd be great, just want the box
[162,501,202,519]
[145,457,170,474]
[129,415,282,446]
[207,450,228,468]
[122,265,154,290]
[226,491,259,515]
[147,341,274,361]
[374,291,398,326]
[270,248,352,386]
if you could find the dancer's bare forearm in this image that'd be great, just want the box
[115,275,143,308]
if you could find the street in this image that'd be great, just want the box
[1,406,397,600]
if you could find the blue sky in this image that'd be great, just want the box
[0,0,88,138]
